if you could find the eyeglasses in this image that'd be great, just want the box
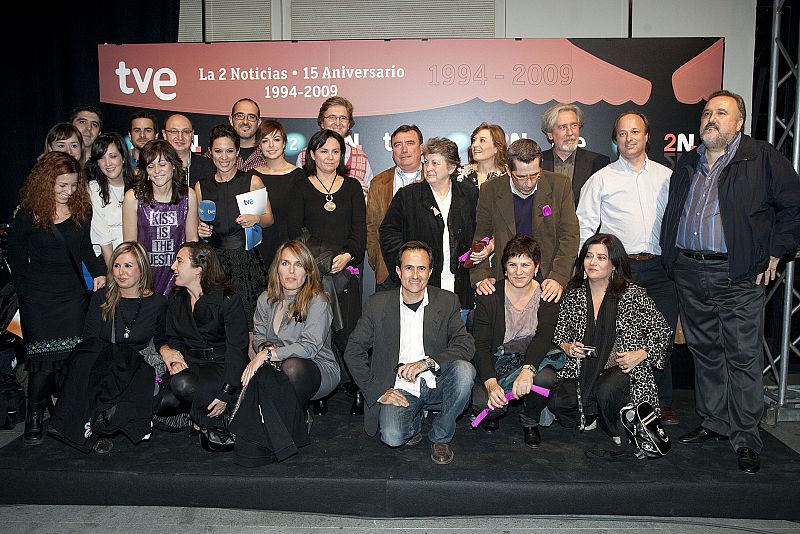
[165,129,193,136]
[233,112,259,122]
[323,115,349,124]
[512,172,542,182]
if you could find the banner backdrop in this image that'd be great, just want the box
[98,37,723,171]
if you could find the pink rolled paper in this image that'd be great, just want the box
[470,385,550,428]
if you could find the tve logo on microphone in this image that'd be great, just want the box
[115,61,177,101]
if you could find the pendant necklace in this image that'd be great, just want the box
[314,174,338,212]
[119,296,144,340]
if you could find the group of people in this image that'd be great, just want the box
[8,90,800,474]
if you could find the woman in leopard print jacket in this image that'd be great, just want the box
[550,233,671,440]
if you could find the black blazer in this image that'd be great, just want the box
[344,286,475,436]
[471,282,560,383]
[379,178,478,309]
[166,286,249,403]
[541,147,610,206]
[659,134,800,283]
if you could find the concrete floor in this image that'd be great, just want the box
[1,409,799,532]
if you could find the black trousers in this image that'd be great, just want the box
[471,367,557,427]
[629,256,678,404]
[672,253,764,452]
[549,366,630,437]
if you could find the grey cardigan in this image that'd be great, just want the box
[252,291,340,400]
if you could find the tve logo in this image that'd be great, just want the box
[115,61,177,101]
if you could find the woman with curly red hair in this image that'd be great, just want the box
[8,152,106,445]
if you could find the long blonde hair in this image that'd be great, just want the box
[266,241,325,322]
[100,242,153,321]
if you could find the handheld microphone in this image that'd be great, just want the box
[198,200,216,223]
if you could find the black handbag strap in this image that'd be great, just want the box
[51,223,87,291]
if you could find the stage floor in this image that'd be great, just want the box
[1,390,798,519]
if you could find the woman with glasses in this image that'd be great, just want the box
[380,137,478,319]
[296,96,373,195]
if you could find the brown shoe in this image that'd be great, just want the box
[659,405,679,425]
[431,442,454,465]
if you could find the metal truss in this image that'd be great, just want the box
[762,0,800,424]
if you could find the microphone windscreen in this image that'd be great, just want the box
[199,200,216,222]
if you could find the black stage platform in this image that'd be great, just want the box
[0,390,798,519]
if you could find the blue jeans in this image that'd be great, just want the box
[379,360,475,446]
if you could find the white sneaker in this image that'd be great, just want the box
[612,436,622,445]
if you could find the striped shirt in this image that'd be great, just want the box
[676,132,742,252]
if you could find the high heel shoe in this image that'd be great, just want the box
[312,399,328,416]
[350,391,364,415]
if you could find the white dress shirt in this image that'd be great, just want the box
[395,289,436,396]
[576,157,671,254]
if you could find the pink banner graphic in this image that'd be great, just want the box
[98,39,657,117]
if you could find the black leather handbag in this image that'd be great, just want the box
[619,401,671,459]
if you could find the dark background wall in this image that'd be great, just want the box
[2,1,179,222]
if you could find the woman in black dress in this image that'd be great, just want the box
[8,152,106,445]
[250,120,304,270]
[50,241,168,453]
[155,241,249,450]
[196,125,273,330]
[287,129,366,414]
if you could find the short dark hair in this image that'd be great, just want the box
[501,234,542,270]
[256,119,288,145]
[128,109,158,134]
[69,104,103,128]
[706,90,747,131]
[391,124,423,145]
[566,233,634,297]
[230,98,261,117]
[611,110,650,153]
[317,96,354,131]
[303,129,348,177]
[423,137,461,176]
[209,124,240,151]
[397,240,433,268]
[507,139,542,172]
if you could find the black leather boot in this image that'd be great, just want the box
[24,401,46,446]
[350,391,364,415]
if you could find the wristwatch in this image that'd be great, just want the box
[423,357,435,371]
[522,364,536,373]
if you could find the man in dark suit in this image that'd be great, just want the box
[163,114,215,187]
[540,102,610,206]
[660,90,800,474]
[344,241,475,465]
[471,139,579,303]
